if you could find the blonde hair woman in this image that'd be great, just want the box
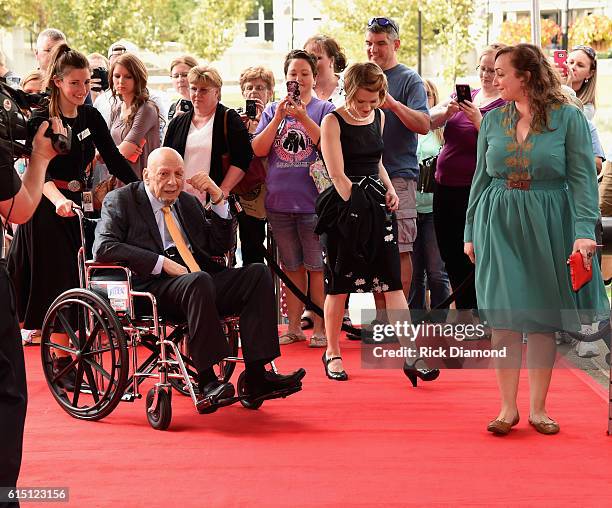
[163,65,252,203]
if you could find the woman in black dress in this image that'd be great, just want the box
[8,44,137,386]
[317,62,402,381]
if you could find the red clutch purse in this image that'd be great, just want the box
[568,251,592,291]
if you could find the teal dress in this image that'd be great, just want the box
[464,102,609,332]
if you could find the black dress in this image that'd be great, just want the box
[8,105,138,329]
[319,110,402,295]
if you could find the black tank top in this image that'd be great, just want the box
[331,109,383,177]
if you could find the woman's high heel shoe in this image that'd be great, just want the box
[322,352,348,381]
[402,358,440,387]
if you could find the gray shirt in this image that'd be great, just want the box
[110,101,161,179]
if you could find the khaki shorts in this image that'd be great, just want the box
[391,177,417,253]
[600,160,612,217]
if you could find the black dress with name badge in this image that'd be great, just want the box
[8,105,137,329]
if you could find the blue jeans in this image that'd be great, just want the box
[409,212,451,311]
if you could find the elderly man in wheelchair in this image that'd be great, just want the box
[88,147,305,416]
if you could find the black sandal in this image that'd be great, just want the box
[322,352,348,381]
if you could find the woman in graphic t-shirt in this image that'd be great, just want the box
[253,49,335,348]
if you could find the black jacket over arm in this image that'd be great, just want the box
[92,182,234,280]
[163,102,253,186]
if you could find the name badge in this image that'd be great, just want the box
[82,191,94,212]
[77,128,91,141]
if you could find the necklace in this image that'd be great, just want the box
[345,107,373,123]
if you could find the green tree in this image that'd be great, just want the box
[423,0,478,82]
[1,0,254,60]
[320,0,476,81]
[178,0,255,61]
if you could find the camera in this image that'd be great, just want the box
[179,99,192,113]
[0,82,71,159]
[91,67,109,92]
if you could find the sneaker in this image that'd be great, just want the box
[279,332,307,345]
[576,340,600,358]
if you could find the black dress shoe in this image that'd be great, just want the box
[402,358,440,387]
[322,352,348,381]
[243,369,305,403]
[53,356,77,392]
[196,381,235,414]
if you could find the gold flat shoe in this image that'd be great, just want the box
[487,414,520,435]
[528,418,559,435]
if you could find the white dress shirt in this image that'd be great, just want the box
[144,184,229,275]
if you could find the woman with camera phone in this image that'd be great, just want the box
[252,50,335,348]
[428,44,506,316]
[8,44,137,390]
[163,65,252,204]
[167,55,198,122]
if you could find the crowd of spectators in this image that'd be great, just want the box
[1,17,608,433]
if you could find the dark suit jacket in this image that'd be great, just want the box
[92,182,234,280]
[163,102,253,186]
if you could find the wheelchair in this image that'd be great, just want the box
[40,209,270,430]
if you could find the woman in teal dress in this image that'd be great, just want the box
[464,44,608,436]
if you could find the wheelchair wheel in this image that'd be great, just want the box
[41,289,129,421]
[146,387,172,431]
[237,371,263,410]
[169,318,240,397]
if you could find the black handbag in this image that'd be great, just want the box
[418,155,438,194]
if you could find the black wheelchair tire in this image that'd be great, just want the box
[41,289,129,421]
[146,388,172,430]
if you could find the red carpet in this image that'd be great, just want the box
[19,336,612,507]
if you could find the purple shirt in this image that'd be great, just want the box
[436,90,505,187]
[255,98,335,213]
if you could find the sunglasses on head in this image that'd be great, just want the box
[368,17,399,35]
[572,45,596,60]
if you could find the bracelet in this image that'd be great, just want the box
[210,191,226,205]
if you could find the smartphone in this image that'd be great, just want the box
[554,50,568,76]
[455,83,472,103]
[91,67,109,92]
[286,80,300,103]
[245,99,257,119]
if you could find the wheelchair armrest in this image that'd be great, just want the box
[85,260,128,267]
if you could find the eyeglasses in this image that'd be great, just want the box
[110,46,126,55]
[572,45,596,60]
[476,65,496,75]
[368,17,399,35]
[243,85,268,92]
[189,86,215,95]
[171,72,189,79]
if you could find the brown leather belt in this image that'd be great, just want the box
[506,179,531,191]
[52,179,85,192]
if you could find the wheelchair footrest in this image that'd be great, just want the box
[242,384,302,405]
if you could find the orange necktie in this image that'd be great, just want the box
[161,206,201,273]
